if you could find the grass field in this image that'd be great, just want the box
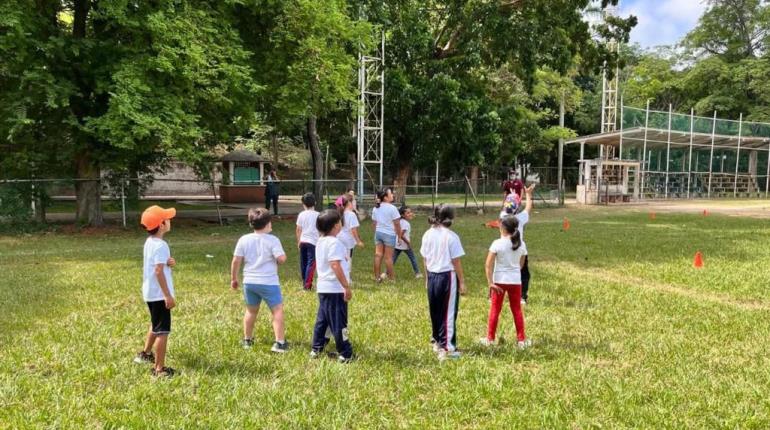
[3,206,770,428]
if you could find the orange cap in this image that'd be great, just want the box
[141,205,176,231]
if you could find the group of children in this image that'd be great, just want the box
[134,183,536,376]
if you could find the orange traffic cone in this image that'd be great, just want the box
[702,209,709,216]
[693,251,704,269]
[649,212,656,220]
[562,217,571,231]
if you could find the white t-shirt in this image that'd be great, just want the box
[337,210,360,250]
[296,209,319,245]
[373,202,400,235]
[142,237,175,302]
[489,238,528,284]
[395,219,411,250]
[420,226,465,273]
[233,233,285,285]
[315,236,351,293]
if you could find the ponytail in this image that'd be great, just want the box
[500,215,521,250]
[375,187,392,209]
[428,204,454,228]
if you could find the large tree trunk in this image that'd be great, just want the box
[306,116,324,202]
[75,152,103,226]
[393,163,411,205]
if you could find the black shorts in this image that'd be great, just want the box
[147,300,171,335]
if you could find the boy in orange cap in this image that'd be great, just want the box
[134,205,178,377]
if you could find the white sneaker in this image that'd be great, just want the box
[517,339,532,350]
[437,350,462,361]
[415,273,423,279]
[520,299,527,306]
[309,350,321,359]
[430,339,441,353]
[478,337,497,347]
[379,273,388,281]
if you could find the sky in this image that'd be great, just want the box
[617,0,708,48]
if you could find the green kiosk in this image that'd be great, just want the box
[219,150,269,204]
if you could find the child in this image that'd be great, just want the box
[517,184,535,304]
[135,205,177,377]
[372,187,402,282]
[336,194,364,258]
[230,208,288,353]
[310,209,354,363]
[420,204,465,360]
[295,193,319,290]
[393,206,422,278]
[480,215,531,349]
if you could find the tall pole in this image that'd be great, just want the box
[356,50,365,197]
[766,141,770,198]
[641,100,650,199]
[619,96,624,160]
[708,111,717,198]
[687,108,694,199]
[379,30,385,189]
[558,92,565,205]
[434,159,439,200]
[733,113,743,197]
[664,104,672,198]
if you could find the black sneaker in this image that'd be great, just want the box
[133,351,155,364]
[242,338,254,349]
[151,367,176,378]
[271,341,288,353]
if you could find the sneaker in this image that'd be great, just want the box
[309,350,321,359]
[271,341,288,353]
[430,338,441,353]
[242,338,254,349]
[151,367,176,378]
[338,354,355,364]
[379,273,388,282]
[520,299,527,306]
[517,339,532,350]
[437,350,462,361]
[133,351,155,364]
[415,273,423,279]
[478,337,497,347]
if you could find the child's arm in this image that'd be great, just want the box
[422,258,429,288]
[485,252,502,292]
[400,230,411,248]
[276,254,287,264]
[351,227,365,247]
[524,184,535,214]
[451,257,466,295]
[519,254,526,268]
[295,225,302,249]
[329,260,352,302]
[230,256,243,289]
[154,264,176,309]
[393,219,402,246]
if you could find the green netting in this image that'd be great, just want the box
[622,106,770,138]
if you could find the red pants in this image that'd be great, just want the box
[487,283,525,341]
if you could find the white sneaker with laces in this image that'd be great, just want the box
[438,350,462,361]
[517,339,532,350]
[478,337,497,347]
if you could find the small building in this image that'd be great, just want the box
[219,150,270,203]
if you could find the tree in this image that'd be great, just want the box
[0,1,261,225]
[685,0,770,61]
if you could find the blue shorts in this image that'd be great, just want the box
[374,231,397,247]
[243,284,283,308]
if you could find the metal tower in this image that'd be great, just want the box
[600,7,620,159]
[356,31,385,197]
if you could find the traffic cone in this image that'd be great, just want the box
[693,251,704,269]
[649,212,656,220]
[702,209,709,216]
[562,217,570,231]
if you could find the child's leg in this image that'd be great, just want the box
[447,274,460,351]
[299,243,308,283]
[269,304,285,342]
[392,248,401,264]
[521,255,530,301]
[243,305,259,340]
[328,294,353,359]
[302,244,316,290]
[383,245,395,280]
[311,295,330,352]
[427,272,455,350]
[373,243,384,279]
[508,284,526,341]
[486,286,506,341]
[426,273,444,346]
[154,334,168,370]
[142,326,157,353]
[405,249,420,274]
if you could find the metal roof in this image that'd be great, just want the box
[566,127,770,151]
[220,150,270,162]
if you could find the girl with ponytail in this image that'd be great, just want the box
[480,215,531,349]
[420,204,466,360]
[371,187,402,283]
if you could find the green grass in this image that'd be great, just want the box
[3,207,770,428]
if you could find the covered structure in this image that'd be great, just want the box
[565,105,770,202]
[219,150,270,203]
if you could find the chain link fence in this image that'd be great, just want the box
[0,167,575,226]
